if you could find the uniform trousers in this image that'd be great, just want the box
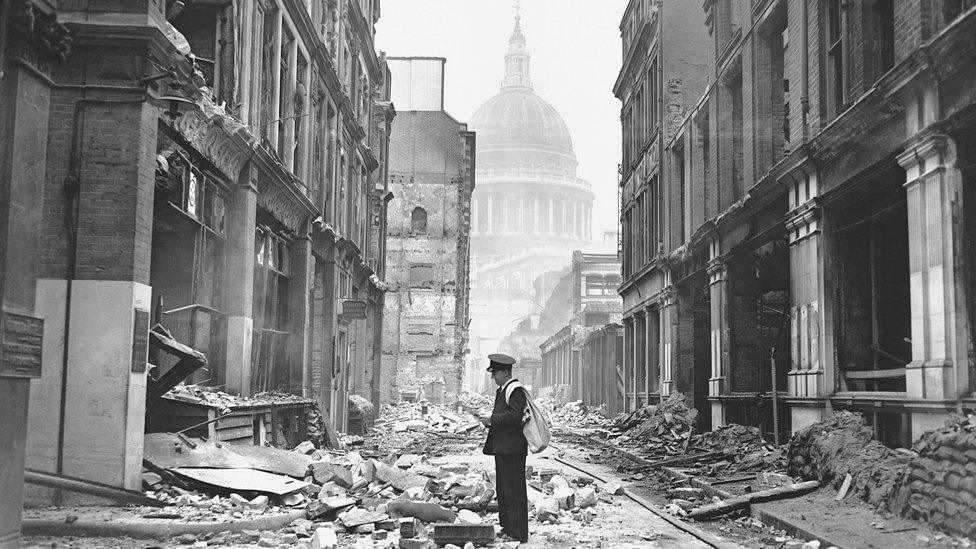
[494,453,528,542]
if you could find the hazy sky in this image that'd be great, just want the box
[375,0,628,237]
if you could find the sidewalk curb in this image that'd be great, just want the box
[21,510,306,540]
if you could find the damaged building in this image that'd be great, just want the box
[539,250,624,414]
[383,57,475,404]
[1,0,394,541]
[618,0,976,445]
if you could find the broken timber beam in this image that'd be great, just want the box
[686,480,820,520]
[25,468,165,507]
[637,451,726,470]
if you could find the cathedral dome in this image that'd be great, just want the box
[470,90,576,158]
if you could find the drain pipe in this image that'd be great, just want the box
[800,0,810,140]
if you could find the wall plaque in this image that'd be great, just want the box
[1,311,43,378]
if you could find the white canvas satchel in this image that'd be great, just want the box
[504,381,551,453]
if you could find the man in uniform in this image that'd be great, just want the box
[479,353,529,543]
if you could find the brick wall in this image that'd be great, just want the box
[42,85,156,284]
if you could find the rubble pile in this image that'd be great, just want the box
[374,400,481,436]
[787,411,911,508]
[457,391,493,413]
[543,400,609,431]
[165,383,309,414]
[694,424,786,472]
[613,393,698,452]
[903,413,976,538]
[528,471,619,526]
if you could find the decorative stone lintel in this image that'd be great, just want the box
[171,107,251,183]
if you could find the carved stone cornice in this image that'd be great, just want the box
[170,104,252,182]
[785,198,821,245]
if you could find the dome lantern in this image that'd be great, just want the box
[502,6,532,91]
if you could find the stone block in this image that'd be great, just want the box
[311,527,338,549]
[431,523,494,546]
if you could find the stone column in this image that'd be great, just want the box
[659,285,677,397]
[533,195,540,234]
[784,161,829,431]
[645,303,659,397]
[707,237,729,428]
[287,233,313,395]
[897,134,972,435]
[548,196,555,234]
[488,193,494,234]
[224,165,259,395]
[634,310,645,408]
[622,316,634,411]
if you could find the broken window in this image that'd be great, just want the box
[411,207,428,234]
[831,176,910,393]
[252,223,294,393]
[151,129,229,386]
[259,3,278,143]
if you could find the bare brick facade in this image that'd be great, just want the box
[383,57,474,404]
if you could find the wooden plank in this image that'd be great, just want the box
[843,368,906,380]
[25,469,165,507]
[215,425,254,441]
[215,415,253,428]
[686,481,820,519]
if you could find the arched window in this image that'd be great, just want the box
[411,207,428,234]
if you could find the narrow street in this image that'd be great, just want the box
[20,394,974,549]
[4,1,976,548]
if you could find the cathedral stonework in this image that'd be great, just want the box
[466,13,594,385]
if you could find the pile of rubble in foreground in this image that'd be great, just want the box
[139,395,627,548]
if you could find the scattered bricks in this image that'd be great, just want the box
[553,486,575,510]
[352,524,375,534]
[311,527,338,549]
[399,539,433,549]
[249,495,269,510]
[312,462,354,488]
[229,493,249,507]
[280,533,298,544]
[575,487,597,508]
[372,530,389,540]
[372,460,432,493]
[431,523,494,547]
[394,454,422,469]
[239,530,262,543]
[294,441,316,454]
[602,481,623,495]
[375,519,397,531]
[398,518,420,538]
[456,509,482,524]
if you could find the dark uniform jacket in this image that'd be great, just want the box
[482,379,528,455]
